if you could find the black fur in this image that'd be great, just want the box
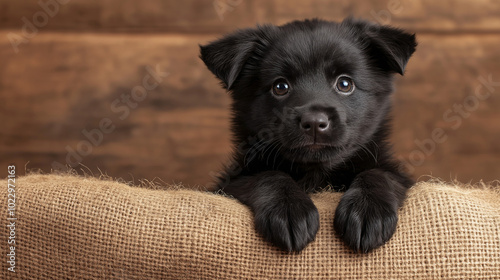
[200,18,416,253]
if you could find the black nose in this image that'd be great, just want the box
[300,112,330,135]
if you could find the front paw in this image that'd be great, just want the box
[254,197,320,252]
[334,187,399,253]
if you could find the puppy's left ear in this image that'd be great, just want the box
[345,18,417,75]
[200,26,273,89]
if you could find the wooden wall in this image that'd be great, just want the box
[1,0,499,188]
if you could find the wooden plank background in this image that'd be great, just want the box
[1,0,499,188]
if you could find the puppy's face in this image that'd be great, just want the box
[201,19,416,164]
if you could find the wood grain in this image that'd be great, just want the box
[1,30,499,186]
[1,0,500,34]
[0,33,231,187]
[392,34,500,183]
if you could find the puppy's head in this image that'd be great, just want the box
[200,18,416,164]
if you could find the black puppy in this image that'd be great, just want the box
[200,18,416,253]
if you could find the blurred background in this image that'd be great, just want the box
[0,0,499,188]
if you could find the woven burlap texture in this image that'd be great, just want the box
[1,174,499,279]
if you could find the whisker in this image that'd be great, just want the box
[244,138,270,166]
[272,144,284,169]
[261,140,278,160]
[357,143,378,164]
[266,141,281,166]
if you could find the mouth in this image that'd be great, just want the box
[285,143,340,158]
[289,141,336,150]
[303,143,331,151]
[281,143,342,164]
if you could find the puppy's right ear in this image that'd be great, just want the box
[200,27,272,90]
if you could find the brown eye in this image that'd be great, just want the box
[272,79,290,96]
[335,76,355,95]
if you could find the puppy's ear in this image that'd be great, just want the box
[200,27,272,89]
[344,18,417,75]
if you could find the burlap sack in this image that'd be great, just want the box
[1,174,499,279]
